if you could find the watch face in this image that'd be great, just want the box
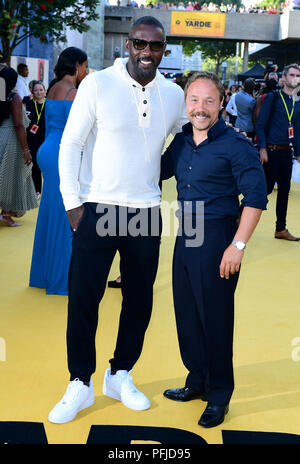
[233,240,245,250]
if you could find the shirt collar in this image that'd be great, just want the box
[281,89,293,100]
[182,117,228,144]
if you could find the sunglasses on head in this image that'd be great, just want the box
[128,38,166,52]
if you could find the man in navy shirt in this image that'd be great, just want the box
[161,71,267,428]
[256,63,300,241]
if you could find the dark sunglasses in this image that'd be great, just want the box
[128,38,166,52]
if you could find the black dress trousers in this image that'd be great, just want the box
[264,148,293,232]
[67,202,162,382]
[172,217,239,406]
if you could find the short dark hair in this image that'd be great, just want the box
[282,63,300,76]
[184,71,225,102]
[131,16,165,38]
[54,47,88,81]
[17,63,28,74]
[243,78,255,92]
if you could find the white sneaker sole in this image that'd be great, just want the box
[121,397,150,411]
[48,395,95,424]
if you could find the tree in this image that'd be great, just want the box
[168,38,237,76]
[259,0,283,8]
[202,55,243,81]
[0,0,100,64]
[197,40,237,75]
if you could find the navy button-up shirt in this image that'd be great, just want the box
[161,118,267,219]
[256,90,300,155]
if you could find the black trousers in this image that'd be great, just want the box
[67,202,161,382]
[264,148,293,232]
[172,218,239,406]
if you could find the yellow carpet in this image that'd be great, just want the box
[1,178,300,445]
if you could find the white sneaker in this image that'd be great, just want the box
[48,378,94,424]
[102,369,150,411]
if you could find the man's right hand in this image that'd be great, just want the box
[67,205,85,232]
[259,148,268,165]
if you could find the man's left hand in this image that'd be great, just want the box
[297,156,300,164]
[219,244,244,279]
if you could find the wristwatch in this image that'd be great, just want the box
[232,240,246,251]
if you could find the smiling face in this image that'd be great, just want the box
[126,24,166,86]
[185,78,223,138]
[32,83,46,102]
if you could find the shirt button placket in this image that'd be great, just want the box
[141,88,150,125]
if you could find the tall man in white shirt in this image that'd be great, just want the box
[48,16,186,424]
[16,63,31,101]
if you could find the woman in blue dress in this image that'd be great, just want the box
[30,47,88,295]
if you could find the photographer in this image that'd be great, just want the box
[253,78,278,125]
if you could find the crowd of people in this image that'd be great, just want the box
[0,71,48,226]
[113,0,300,14]
[222,63,300,242]
[0,13,299,432]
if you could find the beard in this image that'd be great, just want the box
[286,78,300,89]
[134,57,156,81]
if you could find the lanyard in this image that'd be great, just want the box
[279,90,294,126]
[34,99,45,125]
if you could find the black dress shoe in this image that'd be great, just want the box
[198,403,229,428]
[163,387,207,402]
[107,279,122,288]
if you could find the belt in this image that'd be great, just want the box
[267,144,291,150]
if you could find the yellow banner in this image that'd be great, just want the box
[170,12,226,37]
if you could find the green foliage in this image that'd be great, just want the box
[168,37,237,75]
[258,0,283,7]
[201,55,243,80]
[0,0,100,63]
[199,40,236,75]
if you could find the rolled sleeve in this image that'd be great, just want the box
[231,139,268,210]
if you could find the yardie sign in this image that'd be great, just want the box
[170,12,226,37]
